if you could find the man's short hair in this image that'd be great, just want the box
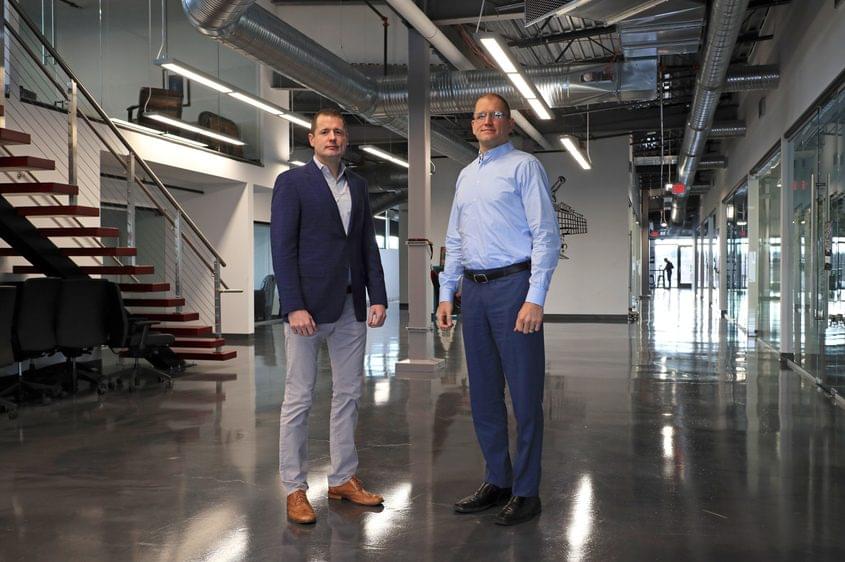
[476,93,512,117]
[310,108,346,134]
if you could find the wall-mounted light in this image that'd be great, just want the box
[477,33,554,121]
[360,145,409,169]
[560,136,591,170]
[146,113,246,146]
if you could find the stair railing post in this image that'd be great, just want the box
[67,80,78,206]
[214,258,222,341]
[126,155,135,265]
[174,210,183,310]
[0,0,5,129]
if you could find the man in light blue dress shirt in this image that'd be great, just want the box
[436,93,560,526]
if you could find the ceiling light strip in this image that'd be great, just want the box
[155,58,311,129]
[477,34,553,121]
[146,113,246,146]
[360,145,410,169]
[560,136,592,170]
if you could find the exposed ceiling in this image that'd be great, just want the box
[274,0,787,231]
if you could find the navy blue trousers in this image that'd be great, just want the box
[461,269,545,497]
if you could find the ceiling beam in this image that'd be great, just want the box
[508,25,617,49]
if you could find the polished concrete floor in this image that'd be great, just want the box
[2,290,845,561]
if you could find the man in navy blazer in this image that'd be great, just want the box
[271,108,388,525]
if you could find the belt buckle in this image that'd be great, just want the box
[473,273,488,283]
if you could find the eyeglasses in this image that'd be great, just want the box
[472,111,508,121]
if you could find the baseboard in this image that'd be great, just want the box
[544,314,629,323]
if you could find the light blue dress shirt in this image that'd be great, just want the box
[439,141,561,306]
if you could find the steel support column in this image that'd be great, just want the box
[395,29,444,376]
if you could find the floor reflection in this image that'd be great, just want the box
[1,294,845,560]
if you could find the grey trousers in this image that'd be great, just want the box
[279,296,367,493]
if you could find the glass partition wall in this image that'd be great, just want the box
[726,186,749,326]
[788,83,845,394]
[16,0,263,161]
[753,157,782,347]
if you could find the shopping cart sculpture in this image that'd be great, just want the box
[551,176,587,259]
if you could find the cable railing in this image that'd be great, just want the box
[2,0,230,334]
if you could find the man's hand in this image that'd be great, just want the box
[288,309,317,336]
[368,304,387,328]
[436,301,454,330]
[514,302,544,334]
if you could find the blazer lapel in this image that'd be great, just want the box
[306,161,346,237]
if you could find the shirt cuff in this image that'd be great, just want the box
[525,285,547,307]
[439,287,455,303]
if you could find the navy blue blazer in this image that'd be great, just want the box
[270,160,388,324]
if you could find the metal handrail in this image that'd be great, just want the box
[5,0,227,269]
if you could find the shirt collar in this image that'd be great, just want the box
[312,156,346,180]
[477,141,514,165]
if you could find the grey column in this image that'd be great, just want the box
[395,29,444,376]
[640,195,650,300]
[779,137,794,359]
[719,202,728,316]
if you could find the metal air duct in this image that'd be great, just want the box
[677,0,751,188]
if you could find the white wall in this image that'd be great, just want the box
[700,0,845,215]
[429,137,631,317]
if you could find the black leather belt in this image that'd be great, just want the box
[464,261,530,284]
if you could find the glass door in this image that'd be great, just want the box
[755,158,782,347]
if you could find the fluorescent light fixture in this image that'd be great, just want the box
[160,133,209,148]
[228,92,284,115]
[157,58,312,131]
[726,203,735,221]
[507,73,535,99]
[479,37,518,73]
[560,136,591,170]
[554,0,593,18]
[289,160,306,167]
[604,0,671,25]
[478,33,554,121]
[660,221,668,228]
[360,145,409,169]
[145,113,246,146]
[159,60,232,93]
[737,220,748,226]
[111,118,208,148]
[526,98,552,120]
[279,113,311,129]
[665,183,673,191]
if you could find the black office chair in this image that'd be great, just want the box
[8,277,63,402]
[0,286,19,418]
[56,278,111,393]
[254,274,275,321]
[104,281,175,390]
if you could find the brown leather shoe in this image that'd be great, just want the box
[327,476,384,506]
[287,490,316,524]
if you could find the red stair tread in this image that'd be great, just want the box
[13,265,153,275]
[38,227,120,238]
[123,297,185,307]
[134,312,199,322]
[17,205,99,217]
[0,182,79,195]
[156,325,213,336]
[0,156,55,171]
[118,283,171,292]
[175,350,237,361]
[0,246,138,257]
[0,128,32,145]
[171,338,226,348]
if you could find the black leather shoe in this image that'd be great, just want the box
[494,496,541,526]
[454,482,512,513]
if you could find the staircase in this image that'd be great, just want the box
[0,127,237,363]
